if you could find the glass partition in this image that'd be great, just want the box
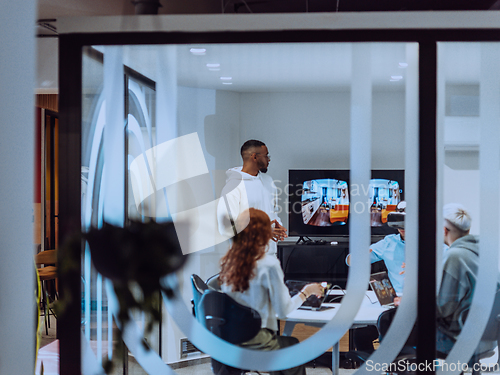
[437,42,500,375]
[78,41,421,374]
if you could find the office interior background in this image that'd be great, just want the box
[3,1,500,374]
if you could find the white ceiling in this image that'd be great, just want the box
[99,42,481,93]
[35,0,222,92]
[116,42,410,92]
[41,36,484,94]
[36,4,487,157]
[36,1,485,93]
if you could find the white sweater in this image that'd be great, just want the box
[217,167,282,255]
[221,254,303,332]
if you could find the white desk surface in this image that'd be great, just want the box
[285,291,391,325]
[283,291,392,375]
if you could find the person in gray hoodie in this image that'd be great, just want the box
[351,204,490,362]
[437,203,480,354]
[217,140,287,255]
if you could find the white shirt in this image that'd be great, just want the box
[221,254,303,331]
[217,167,282,255]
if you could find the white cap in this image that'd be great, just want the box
[443,203,471,232]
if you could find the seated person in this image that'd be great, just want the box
[437,203,481,354]
[379,203,491,355]
[219,208,323,375]
[346,201,406,294]
[346,202,406,355]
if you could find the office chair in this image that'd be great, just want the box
[196,289,262,375]
[206,273,221,291]
[191,274,243,374]
[191,274,209,317]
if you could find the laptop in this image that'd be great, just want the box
[369,271,398,307]
[285,280,335,311]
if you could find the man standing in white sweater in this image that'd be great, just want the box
[217,140,287,255]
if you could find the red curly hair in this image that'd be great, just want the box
[219,208,272,292]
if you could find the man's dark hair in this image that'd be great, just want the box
[240,140,266,157]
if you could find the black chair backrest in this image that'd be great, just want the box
[197,290,261,345]
[206,273,221,291]
[191,274,209,317]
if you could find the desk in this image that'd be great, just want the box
[283,291,389,375]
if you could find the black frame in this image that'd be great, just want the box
[288,169,404,237]
[58,25,500,375]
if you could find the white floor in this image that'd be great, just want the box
[37,314,500,375]
[174,361,355,375]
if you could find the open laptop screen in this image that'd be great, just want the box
[369,271,397,306]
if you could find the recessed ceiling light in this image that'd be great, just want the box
[190,48,206,55]
[220,76,232,80]
[390,75,403,80]
[398,62,408,68]
[206,63,220,68]
[222,82,233,85]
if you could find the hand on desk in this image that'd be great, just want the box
[299,283,324,301]
[271,220,288,242]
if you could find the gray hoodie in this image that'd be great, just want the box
[437,234,479,341]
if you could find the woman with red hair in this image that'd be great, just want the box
[220,208,323,375]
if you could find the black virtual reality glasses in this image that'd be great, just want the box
[387,211,405,229]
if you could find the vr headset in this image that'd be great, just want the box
[387,211,405,229]
[387,201,406,229]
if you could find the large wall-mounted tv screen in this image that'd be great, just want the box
[288,169,404,238]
